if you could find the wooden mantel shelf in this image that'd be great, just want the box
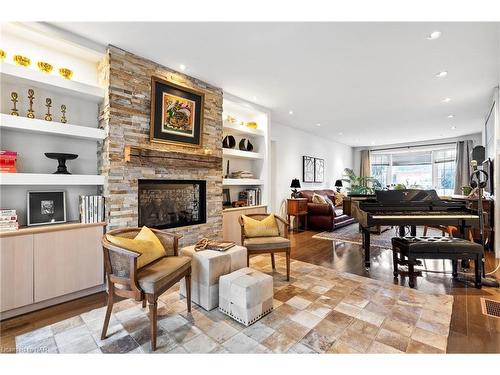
[124,145,222,169]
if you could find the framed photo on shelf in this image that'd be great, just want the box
[303,156,315,182]
[314,158,324,182]
[222,188,231,207]
[27,191,66,226]
[150,76,205,147]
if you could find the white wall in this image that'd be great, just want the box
[270,122,352,216]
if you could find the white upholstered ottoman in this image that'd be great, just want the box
[179,245,247,311]
[218,267,273,326]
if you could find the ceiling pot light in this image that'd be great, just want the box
[451,126,457,130]
[316,123,321,127]
[427,31,442,40]
[179,64,186,71]
[252,96,257,101]
[338,132,343,136]
[442,98,452,103]
[447,115,454,119]
[289,110,293,115]
[436,71,448,78]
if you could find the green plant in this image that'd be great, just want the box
[342,168,382,195]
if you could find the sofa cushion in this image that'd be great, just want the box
[243,236,291,251]
[312,193,327,204]
[137,256,191,293]
[242,214,280,238]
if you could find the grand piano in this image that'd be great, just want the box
[353,189,479,267]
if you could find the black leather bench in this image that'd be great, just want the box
[391,236,484,289]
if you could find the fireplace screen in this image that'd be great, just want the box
[138,179,206,229]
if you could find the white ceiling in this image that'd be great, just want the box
[52,22,500,146]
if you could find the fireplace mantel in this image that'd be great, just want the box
[124,145,222,169]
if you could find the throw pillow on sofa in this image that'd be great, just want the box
[334,192,345,207]
[312,193,327,204]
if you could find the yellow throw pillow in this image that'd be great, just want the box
[242,214,280,238]
[312,193,327,204]
[106,226,166,269]
[334,192,345,207]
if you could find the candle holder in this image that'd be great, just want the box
[10,92,19,116]
[13,54,30,67]
[60,105,67,123]
[27,89,35,119]
[37,61,53,74]
[58,68,73,80]
[45,98,52,121]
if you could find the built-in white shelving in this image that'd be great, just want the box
[1,62,104,103]
[222,148,264,160]
[0,173,104,186]
[223,178,265,186]
[223,122,265,137]
[0,114,105,141]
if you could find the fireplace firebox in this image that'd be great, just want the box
[138,179,206,229]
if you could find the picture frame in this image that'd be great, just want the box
[303,156,315,182]
[150,76,205,148]
[314,158,325,183]
[222,188,231,207]
[27,191,66,226]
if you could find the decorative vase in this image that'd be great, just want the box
[37,61,53,74]
[44,153,78,174]
[222,135,236,149]
[58,68,73,80]
[462,186,472,196]
[13,54,30,67]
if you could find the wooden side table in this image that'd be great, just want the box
[287,198,308,232]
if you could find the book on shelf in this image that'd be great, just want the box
[0,209,18,231]
[79,195,105,224]
[238,188,262,206]
[0,150,17,173]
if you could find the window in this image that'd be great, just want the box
[370,145,456,195]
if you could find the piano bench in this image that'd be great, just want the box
[391,236,484,289]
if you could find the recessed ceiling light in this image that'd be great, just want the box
[289,110,294,115]
[426,31,442,40]
[447,115,455,119]
[451,126,457,130]
[316,123,321,127]
[371,141,376,145]
[338,132,343,136]
[436,71,448,78]
[442,98,452,103]
[179,64,186,71]
[252,96,257,101]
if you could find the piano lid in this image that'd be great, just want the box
[375,189,440,204]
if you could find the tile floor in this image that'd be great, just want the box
[15,255,453,354]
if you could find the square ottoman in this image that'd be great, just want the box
[219,267,273,326]
[179,245,247,311]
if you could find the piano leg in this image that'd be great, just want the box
[362,227,371,267]
[398,226,405,237]
[410,225,417,236]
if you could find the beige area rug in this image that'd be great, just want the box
[312,224,442,249]
[15,255,453,354]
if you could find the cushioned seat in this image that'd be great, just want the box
[392,236,483,254]
[138,256,191,293]
[243,236,291,251]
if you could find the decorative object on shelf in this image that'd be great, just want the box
[246,122,257,129]
[303,155,315,182]
[223,135,236,149]
[290,178,301,198]
[44,98,53,121]
[232,200,247,208]
[239,138,254,152]
[222,188,231,208]
[13,54,30,67]
[44,152,78,174]
[10,92,19,116]
[229,170,254,179]
[150,76,204,147]
[0,209,18,232]
[37,61,53,74]
[26,89,35,119]
[0,49,6,60]
[462,185,473,196]
[58,67,73,80]
[335,179,343,192]
[314,158,324,183]
[60,104,67,123]
[225,160,230,178]
[0,150,17,173]
[27,190,66,226]
[194,238,235,252]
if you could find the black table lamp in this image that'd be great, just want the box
[335,179,343,192]
[290,178,301,198]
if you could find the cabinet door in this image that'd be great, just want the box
[0,235,34,312]
[33,227,103,303]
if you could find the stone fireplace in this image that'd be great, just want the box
[98,46,223,246]
[138,180,206,229]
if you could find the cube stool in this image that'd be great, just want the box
[218,267,273,326]
[179,244,247,310]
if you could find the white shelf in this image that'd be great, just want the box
[0,114,105,141]
[1,62,104,103]
[223,148,264,160]
[0,173,104,186]
[223,123,265,137]
[223,178,264,186]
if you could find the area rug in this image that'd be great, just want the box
[312,224,442,249]
[15,255,453,354]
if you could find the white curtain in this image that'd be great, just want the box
[454,140,473,195]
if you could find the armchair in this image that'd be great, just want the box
[238,214,291,281]
[101,227,191,351]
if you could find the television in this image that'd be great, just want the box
[482,158,494,195]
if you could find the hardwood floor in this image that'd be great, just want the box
[1,228,499,353]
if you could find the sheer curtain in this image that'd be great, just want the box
[454,140,473,195]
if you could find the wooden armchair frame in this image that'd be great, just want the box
[239,214,291,281]
[101,227,191,351]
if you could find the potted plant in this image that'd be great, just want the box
[342,168,382,195]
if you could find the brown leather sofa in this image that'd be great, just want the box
[298,189,355,231]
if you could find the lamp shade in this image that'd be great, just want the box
[335,179,343,187]
[290,178,301,188]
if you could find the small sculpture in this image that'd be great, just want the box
[10,92,19,116]
[44,153,78,174]
[27,89,35,119]
[45,98,52,121]
[222,135,236,149]
[239,138,254,152]
[60,105,67,123]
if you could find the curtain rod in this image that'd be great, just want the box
[371,141,457,152]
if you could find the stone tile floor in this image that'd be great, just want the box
[15,255,453,354]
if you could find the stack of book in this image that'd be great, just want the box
[229,170,254,179]
[239,188,262,206]
[0,151,17,173]
[0,209,18,231]
[79,195,105,224]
